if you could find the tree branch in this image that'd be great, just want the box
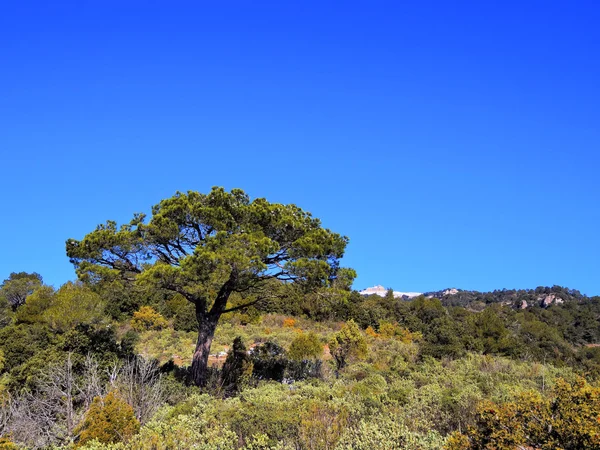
[222,299,261,314]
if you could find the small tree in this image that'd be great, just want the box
[67,187,353,386]
[42,282,106,333]
[329,320,367,374]
[14,283,106,332]
[75,391,140,446]
[0,272,43,310]
[220,337,252,394]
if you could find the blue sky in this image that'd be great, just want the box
[1,1,599,294]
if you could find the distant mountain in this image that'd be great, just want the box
[359,285,593,309]
[358,285,422,299]
[423,285,589,309]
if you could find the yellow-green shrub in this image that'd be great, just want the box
[75,391,140,446]
[288,332,323,361]
[131,306,168,332]
[445,377,600,450]
[0,437,19,450]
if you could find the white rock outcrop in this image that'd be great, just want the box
[358,285,422,299]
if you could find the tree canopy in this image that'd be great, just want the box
[0,272,43,310]
[66,187,354,384]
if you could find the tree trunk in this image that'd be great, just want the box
[190,276,235,386]
[191,312,219,387]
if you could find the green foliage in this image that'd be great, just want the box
[67,187,353,385]
[250,342,288,382]
[78,395,238,450]
[165,294,196,332]
[0,323,54,373]
[90,280,171,321]
[45,282,106,333]
[335,415,446,450]
[15,283,106,333]
[298,400,348,449]
[377,320,422,343]
[0,272,43,310]
[448,376,600,450]
[60,324,122,363]
[221,337,253,394]
[288,332,323,361]
[130,306,168,332]
[14,285,54,324]
[213,384,304,448]
[329,320,367,372]
[0,295,12,329]
[67,187,351,300]
[76,391,140,447]
[130,413,236,450]
[120,330,140,356]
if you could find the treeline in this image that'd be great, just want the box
[263,285,600,375]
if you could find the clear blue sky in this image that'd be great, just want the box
[1,1,599,295]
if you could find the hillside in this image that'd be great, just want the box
[2,272,600,449]
[424,285,589,309]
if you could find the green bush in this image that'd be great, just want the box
[329,320,367,373]
[335,415,446,450]
[288,332,323,361]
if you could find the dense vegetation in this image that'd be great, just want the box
[1,188,600,449]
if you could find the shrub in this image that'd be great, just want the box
[329,320,367,373]
[130,412,236,450]
[14,285,54,324]
[215,384,302,448]
[365,326,378,338]
[236,306,262,326]
[221,337,253,394]
[130,307,168,332]
[299,401,348,449]
[282,318,296,328]
[288,332,323,361]
[447,377,600,450]
[44,283,106,332]
[251,342,287,382]
[0,296,12,329]
[336,415,446,450]
[75,391,140,446]
[378,320,422,343]
[0,437,19,450]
